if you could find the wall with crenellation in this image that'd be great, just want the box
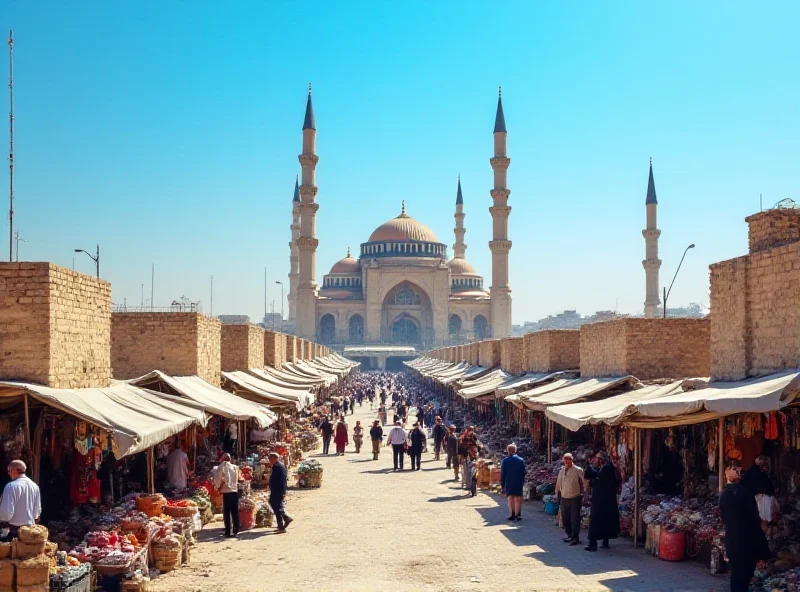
[0,262,111,388]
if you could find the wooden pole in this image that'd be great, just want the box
[718,417,724,495]
[547,419,552,464]
[634,427,639,548]
[23,393,31,450]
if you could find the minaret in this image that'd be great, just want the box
[296,84,320,339]
[287,176,301,326]
[489,87,512,337]
[453,176,466,259]
[642,159,662,317]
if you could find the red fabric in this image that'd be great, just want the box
[334,424,348,446]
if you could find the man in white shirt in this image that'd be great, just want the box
[0,460,41,540]
[213,453,240,538]
[385,420,407,471]
[166,442,190,491]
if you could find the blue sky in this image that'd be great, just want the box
[3,1,798,323]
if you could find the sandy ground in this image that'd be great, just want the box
[152,403,726,592]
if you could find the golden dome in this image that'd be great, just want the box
[328,248,360,274]
[367,202,441,243]
[447,258,478,275]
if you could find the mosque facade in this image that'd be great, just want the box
[287,88,513,348]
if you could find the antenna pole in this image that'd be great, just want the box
[8,30,14,262]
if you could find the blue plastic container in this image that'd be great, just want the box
[544,500,559,515]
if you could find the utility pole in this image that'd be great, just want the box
[151,264,154,311]
[141,283,144,308]
[8,30,14,262]
[13,231,25,262]
[264,267,267,327]
[210,275,213,316]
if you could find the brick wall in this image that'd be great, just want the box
[581,318,710,380]
[112,312,221,384]
[221,324,265,371]
[500,337,526,374]
[0,262,111,388]
[525,330,580,373]
[746,209,800,254]
[468,342,479,365]
[264,330,284,369]
[286,335,298,363]
[709,257,749,380]
[478,339,501,367]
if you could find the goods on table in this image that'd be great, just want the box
[151,529,184,574]
[163,499,198,519]
[296,459,323,488]
[135,494,167,518]
[49,554,90,592]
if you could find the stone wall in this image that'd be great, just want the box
[478,339,501,367]
[221,324,265,371]
[112,312,221,384]
[581,318,710,380]
[468,342,479,365]
[286,336,298,362]
[264,331,285,369]
[711,239,800,380]
[746,209,800,254]
[500,337,526,374]
[524,330,580,373]
[0,262,111,388]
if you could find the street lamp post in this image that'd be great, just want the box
[275,281,284,333]
[663,243,695,318]
[74,244,100,278]
[13,231,25,262]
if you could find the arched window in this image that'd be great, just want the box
[394,288,421,305]
[348,314,364,343]
[473,314,488,340]
[319,314,335,343]
[449,314,462,336]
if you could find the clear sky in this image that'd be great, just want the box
[3,1,798,324]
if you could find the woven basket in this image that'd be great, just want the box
[163,506,197,519]
[16,556,49,587]
[17,526,48,545]
[0,544,10,560]
[154,557,180,574]
[0,559,15,588]
[135,495,166,517]
[121,577,150,592]
[12,540,45,560]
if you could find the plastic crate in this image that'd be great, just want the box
[49,570,91,592]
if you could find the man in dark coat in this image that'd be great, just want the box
[741,456,774,496]
[431,417,448,461]
[320,417,334,455]
[584,451,620,551]
[408,423,426,471]
[720,465,770,592]
[445,426,459,480]
[501,444,526,521]
[268,452,293,533]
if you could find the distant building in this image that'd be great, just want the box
[259,313,284,330]
[218,315,250,324]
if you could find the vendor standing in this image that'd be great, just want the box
[0,460,41,541]
[213,453,240,538]
[583,451,620,551]
[166,441,190,491]
[224,422,239,456]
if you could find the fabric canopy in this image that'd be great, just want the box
[127,371,276,428]
[505,379,577,408]
[521,376,641,411]
[261,366,322,387]
[221,371,304,410]
[0,381,207,458]
[246,369,315,407]
[624,371,800,428]
[545,381,684,431]
[458,369,513,399]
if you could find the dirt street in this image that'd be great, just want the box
[152,403,725,592]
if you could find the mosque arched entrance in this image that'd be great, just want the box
[381,281,432,346]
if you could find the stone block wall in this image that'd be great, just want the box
[710,240,800,380]
[746,209,800,253]
[524,330,580,373]
[468,342,479,365]
[112,312,221,384]
[478,339,501,367]
[264,330,286,369]
[286,335,298,363]
[581,318,710,380]
[221,324,265,371]
[500,337,526,374]
[0,262,111,388]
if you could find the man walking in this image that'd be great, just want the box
[501,444,526,521]
[458,426,478,490]
[408,423,426,471]
[0,460,41,541]
[213,453,240,538]
[369,420,383,460]
[555,452,585,546]
[268,452,293,534]
[320,416,334,455]
[432,417,447,461]
[386,420,407,471]
[445,425,460,481]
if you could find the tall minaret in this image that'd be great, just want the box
[453,176,466,259]
[287,176,301,326]
[296,85,320,339]
[489,87,512,337]
[642,159,661,317]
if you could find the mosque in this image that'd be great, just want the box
[285,88,513,348]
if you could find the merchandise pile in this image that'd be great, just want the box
[296,459,323,488]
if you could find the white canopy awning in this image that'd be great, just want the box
[127,371,276,428]
[0,381,207,458]
[458,369,513,399]
[545,381,684,431]
[624,371,800,428]
[521,376,641,411]
[221,371,303,410]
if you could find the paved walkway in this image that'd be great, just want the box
[153,404,727,592]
